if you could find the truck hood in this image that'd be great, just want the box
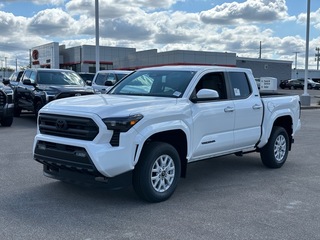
[41,94,181,118]
[38,84,94,93]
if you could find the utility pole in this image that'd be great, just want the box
[293,51,299,78]
[4,57,7,78]
[293,52,299,70]
[259,41,262,59]
[315,47,320,70]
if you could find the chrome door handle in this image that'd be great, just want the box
[252,104,263,110]
[224,106,234,112]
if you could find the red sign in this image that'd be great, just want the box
[32,50,39,60]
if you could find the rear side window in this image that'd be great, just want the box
[229,72,251,99]
[95,73,116,85]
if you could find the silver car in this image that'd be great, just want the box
[92,70,132,93]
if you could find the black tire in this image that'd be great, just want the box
[260,126,289,168]
[34,101,43,117]
[0,116,13,127]
[13,104,21,117]
[133,142,181,203]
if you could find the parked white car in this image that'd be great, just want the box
[91,70,132,93]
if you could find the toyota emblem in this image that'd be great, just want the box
[56,119,68,130]
[75,93,81,96]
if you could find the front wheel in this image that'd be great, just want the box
[0,116,13,127]
[133,142,181,203]
[34,101,43,117]
[260,126,289,168]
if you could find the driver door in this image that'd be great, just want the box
[190,72,235,161]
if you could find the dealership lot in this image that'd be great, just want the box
[1,103,320,239]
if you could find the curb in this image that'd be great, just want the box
[301,105,320,109]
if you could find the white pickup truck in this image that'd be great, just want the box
[33,65,301,202]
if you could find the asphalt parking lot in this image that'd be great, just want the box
[1,92,320,240]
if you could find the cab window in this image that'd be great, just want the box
[194,72,227,100]
[229,72,251,99]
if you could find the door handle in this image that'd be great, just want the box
[224,106,234,112]
[252,104,263,110]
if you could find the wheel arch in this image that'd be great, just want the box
[141,129,188,178]
[273,115,293,150]
[33,95,45,106]
[270,115,293,151]
[258,111,294,149]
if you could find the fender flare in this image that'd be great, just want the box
[132,120,191,164]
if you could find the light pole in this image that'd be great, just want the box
[301,0,311,106]
[95,0,100,73]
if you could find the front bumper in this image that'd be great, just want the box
[42,164,132,189]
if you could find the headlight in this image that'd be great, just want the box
[4,89,13,95]
[44,90,59,101]
[103,114,143,132]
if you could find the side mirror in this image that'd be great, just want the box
[2,78,10,85]
[105,80,115,86]
[197,89,219,98]
[86,80,92,86]
[23,78,36,86]
[191,89,220,103]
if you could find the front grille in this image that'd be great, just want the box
[7,94,13,104]
[0,91,13,106]
[39,113,99,140]
[56,92,94,99]
[0,91,5,106]
[34,141,99,176]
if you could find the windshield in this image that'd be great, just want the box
[115,73,129,80]
[109,70,195,98]
[38,71,85,85]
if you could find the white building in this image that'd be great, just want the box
[29,42,293,82]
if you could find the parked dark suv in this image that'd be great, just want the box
[0,81,14,126]
[14,68,95,117]
[7,70,24,90]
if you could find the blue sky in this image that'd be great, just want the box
[1,0,320,69]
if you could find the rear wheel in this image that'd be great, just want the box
[13,103,21,117]
[260,126,289,168]
[133,142,181,203]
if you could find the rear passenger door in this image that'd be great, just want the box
[228,71,263,149]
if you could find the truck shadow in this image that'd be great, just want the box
[2,152,295,230]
